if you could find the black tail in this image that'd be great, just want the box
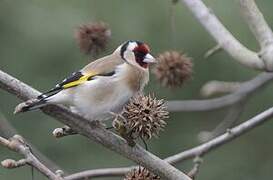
[14,98,47,114]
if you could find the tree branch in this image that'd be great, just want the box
[0,135,62,180]
[63,105,273,179]
[239,0,273,49]
[181,0,266,70]
[64,167,130,180]
[200,80,241,97]
[198,101,246,142]
[239,0,273,71]
[204,44,222,59]
[165,106,273,163]
[167,73,273,112]
[0,113,64,173]
[0,69,191,180]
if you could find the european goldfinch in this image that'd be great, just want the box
[16,40,156,121]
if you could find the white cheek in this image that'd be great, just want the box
[124,51,136,64]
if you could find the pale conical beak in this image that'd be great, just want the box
[143,53,156,64]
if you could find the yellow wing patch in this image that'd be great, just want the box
[62,72,97,89]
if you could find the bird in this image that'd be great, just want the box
[15,40,156,121]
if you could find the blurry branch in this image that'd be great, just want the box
[187,156,203,180]
[165,106,273,163]
[64,105,273,179]
[0,113,65,173]
[198,101,246,142]
[0,113,17,138]
[0,135,62,180]
[181,0,269,71]
[239,0,273,71]
[167,73,273,112]
[239,0,273,48]
[204,44,221,59]
[0,70,191,180]
[200,80,241,97]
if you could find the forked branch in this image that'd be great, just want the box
[0,135,62,180]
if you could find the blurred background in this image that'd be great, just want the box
[1,0,273,179]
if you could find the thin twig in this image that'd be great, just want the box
[166,106,273,163]
[0,135,62,180]
[187,156,203,180]
[167,73,273,112]
[0,113,65,173]
[200,80,241,98]
[204,44,221,59]
[198,101,246,142]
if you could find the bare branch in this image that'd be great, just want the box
[200,81,241,97]
[0,113,64,173]
[204,44,222,59]
[0,135,62,180]
[0,70,191,180]
[167,73,273,112]
[239,0,273,48]
[239,0,273,71]
[198,101,245,142]
[187,156,203,180]
[181,0,265,70]
[64,167,131,180]
[64,105,273,179]
[165,106,273,163]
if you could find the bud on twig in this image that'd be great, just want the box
[1,159,27,169]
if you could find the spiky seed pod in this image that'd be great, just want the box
[113,94,169,140]
[124,167,160,180]
[75,21,111,55]
[153,51,193,88]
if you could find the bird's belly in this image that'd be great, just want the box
[71,80,133,121]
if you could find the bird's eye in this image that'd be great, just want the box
[134,50,146,60]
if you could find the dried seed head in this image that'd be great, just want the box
[153,51,193,88]
[75,21,111,55]
[113,94,169,140]
[124,167,160,180]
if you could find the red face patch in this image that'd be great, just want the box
[133,44,150,54]
[133,43,150,68]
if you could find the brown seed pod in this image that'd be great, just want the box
[113,94,169,140]
[153,51,193,88]
[75,21,111,55]
[124,167,160,180]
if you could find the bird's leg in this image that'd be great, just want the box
[140,136,148,151]
[52,125,78,138]
[110,111,136,147]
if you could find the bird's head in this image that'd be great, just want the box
[115,40,156,69]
